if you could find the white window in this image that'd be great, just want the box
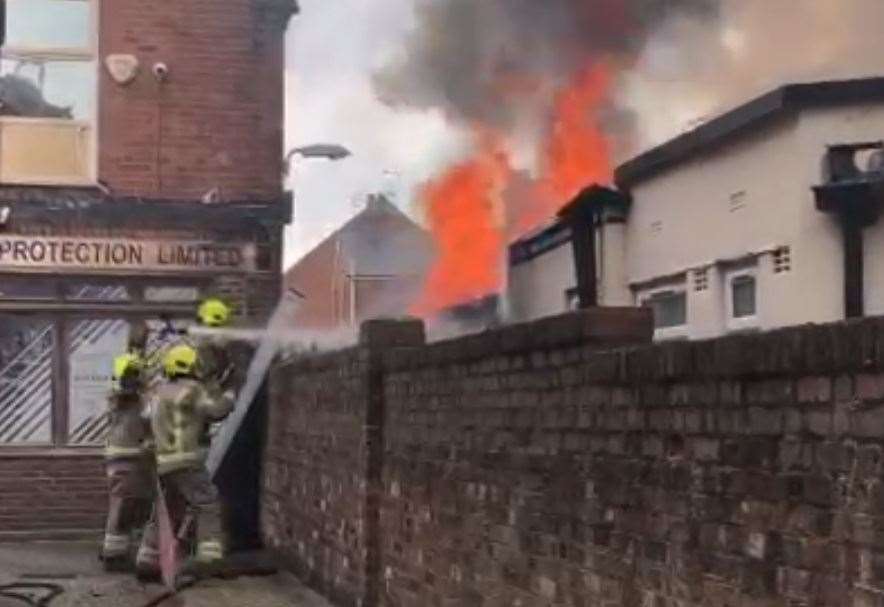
[0,0,96,185]
[640,284,688,340]
[726,268,759,332]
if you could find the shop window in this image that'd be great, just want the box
[1,0,96,185]
[67,318,130,446]
[0,315,54,445]
[144,286,201,303]
[0,276,56,299]
[645,289,687,329]
[66,282,131,302]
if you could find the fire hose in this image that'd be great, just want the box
[0,582,65,606]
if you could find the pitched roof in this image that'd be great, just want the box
[285,194,432,278]
[615,76,884,188]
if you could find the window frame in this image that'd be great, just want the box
[640,284,689,341]
[0,0,98,186]
[725,267,760,333]
[0,312,59,447]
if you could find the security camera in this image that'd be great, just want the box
[152,62,170,82]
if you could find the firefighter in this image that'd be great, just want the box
[137,344,235,580]
[101,350,153,572]
[193,297,235,384]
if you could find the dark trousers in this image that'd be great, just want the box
[137,466,226,570]
[103,457,153,559]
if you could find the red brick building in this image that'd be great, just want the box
[0,0,296,537]
[285,194,433,329]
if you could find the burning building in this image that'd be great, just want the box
[508,76,884,341]
[0,0,296,536]
[285,193,433,329]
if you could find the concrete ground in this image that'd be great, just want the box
[0,542,331,607]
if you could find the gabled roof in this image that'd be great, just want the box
[615,76,884,188]
[285,194,432,278]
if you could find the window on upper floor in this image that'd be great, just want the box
[645,289,687,329]
[725,266,759,333]
[731,274,756,318]
[0,0,96,185]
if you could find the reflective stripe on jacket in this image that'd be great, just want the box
[148,378,233,476]
[105,391,150,461]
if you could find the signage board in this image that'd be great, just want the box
[0,235,257,274]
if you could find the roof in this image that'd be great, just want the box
[509,184,630,266]
[508,220,571,266]
[615,76,884,188]
[285,194,432,277]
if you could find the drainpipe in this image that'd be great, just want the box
[813,157,884,321]
[566,204,598,309]
[842,211,864,318]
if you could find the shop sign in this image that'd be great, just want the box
[0,235,257,273]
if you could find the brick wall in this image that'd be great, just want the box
[263,309,653,605]
[98,0,295,201]
[265,313,884,606]
[0,452,105,538]
[263,346,377,606]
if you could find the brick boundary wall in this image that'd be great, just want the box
[264,311,884,606]
[0,451,106,539]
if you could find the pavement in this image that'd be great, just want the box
[0,541,331,607]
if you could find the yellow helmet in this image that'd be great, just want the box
[197,298,231,327]
[113,353,142,381]
[163,345,199,378]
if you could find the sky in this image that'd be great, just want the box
[282,0,884,271]
[282,0,468,269]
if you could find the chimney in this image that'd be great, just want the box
[557,184,630,309]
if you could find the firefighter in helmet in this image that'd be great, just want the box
[137,344,235,580]
[101,328,154,572]
[192,297,236,386]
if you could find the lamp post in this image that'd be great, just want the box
[283,143,352,177]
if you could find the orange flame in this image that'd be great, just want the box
[412,131,512,315]
[415,63,613,314]
[522,63,614,234]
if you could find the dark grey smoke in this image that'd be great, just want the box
[374,0,719,129]
[630,0,884,147]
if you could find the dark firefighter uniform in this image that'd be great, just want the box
[102,352,153,570]
[136,344,234,579]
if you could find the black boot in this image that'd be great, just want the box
[135,561,162,584]
[102,554,132,573]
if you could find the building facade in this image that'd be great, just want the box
[0,0,296,536]
[507,221,576,323]
[285,194,433,330]
[508,77,884,341]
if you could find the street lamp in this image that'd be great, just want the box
[283,143,352,177]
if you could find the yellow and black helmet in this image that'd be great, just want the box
[113,353,142,381]
[197,298,232,328]
[163,345,199,378]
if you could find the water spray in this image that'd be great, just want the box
[206,288,305,477]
